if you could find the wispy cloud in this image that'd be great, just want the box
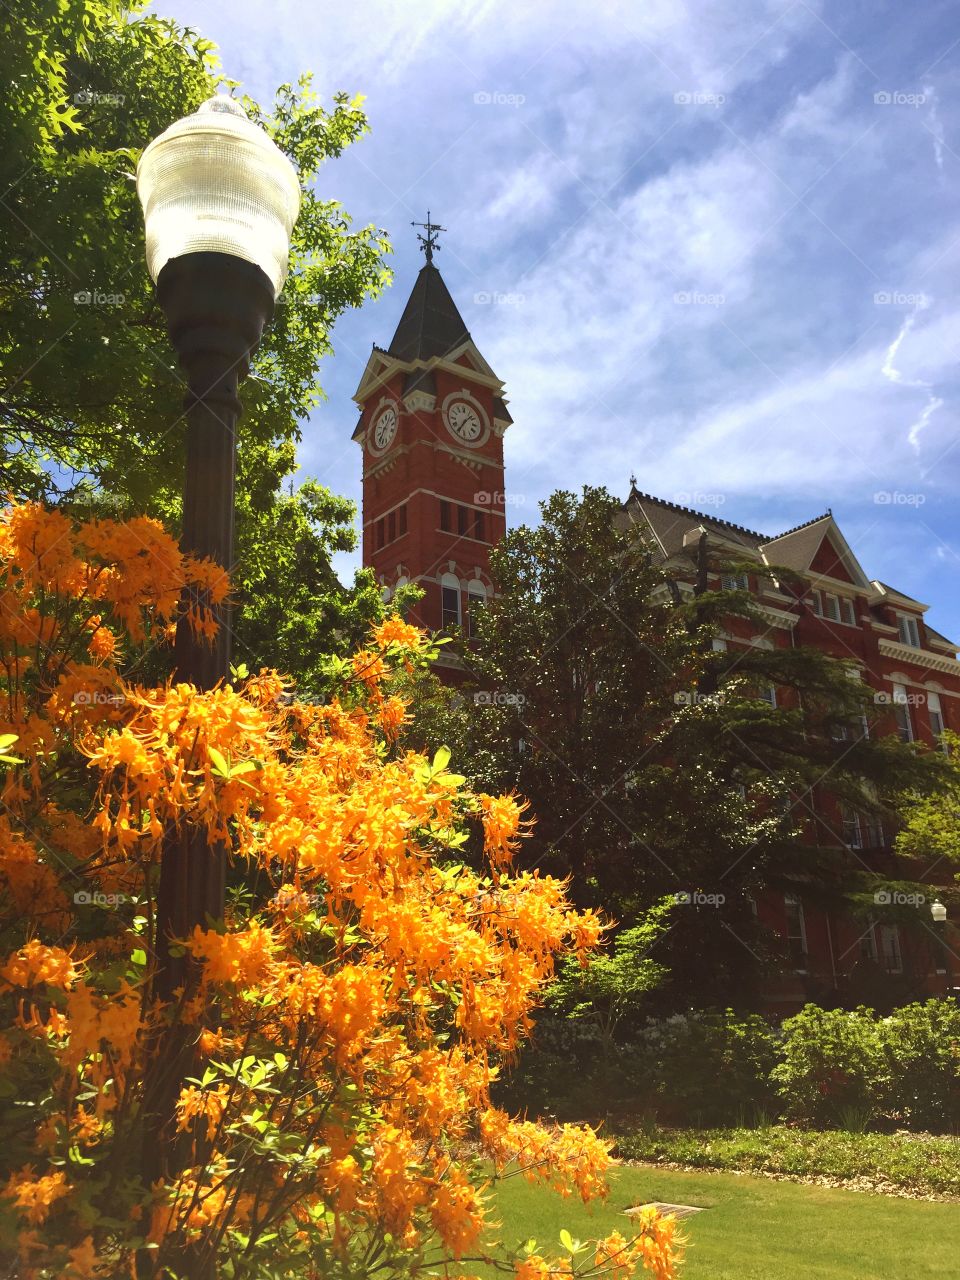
[157,0,960,637]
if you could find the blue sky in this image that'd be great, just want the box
[161,0,960,638]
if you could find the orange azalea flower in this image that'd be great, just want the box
[176,1084,229,1141]
[65,1235,98,1278]
[372,615,424,650]
[3,1167,69,1224]
[0,940,79,990]
[477,792,533,868]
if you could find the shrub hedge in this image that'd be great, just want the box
[498,999,960,1133]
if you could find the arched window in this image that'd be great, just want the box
[440,572,461,629]
[466,579,486,637]
[394,575,409,620]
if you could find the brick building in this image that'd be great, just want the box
[354,246,960,1009]
[623,488,960,1010]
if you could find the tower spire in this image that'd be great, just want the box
[411,210,445,264]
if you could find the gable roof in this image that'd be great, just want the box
[387,263,471,362]
[760,513,872,589]
[624,488,766,559]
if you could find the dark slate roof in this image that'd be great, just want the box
[926,623,959,650]
[873,580,924,606]
[493,395,513,424]
[625,488,766,558]
[759,513,833,572]
[402,368,437,396]
[387,264,471,362]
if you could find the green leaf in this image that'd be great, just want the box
[208,746,230,777]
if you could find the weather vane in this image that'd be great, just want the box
[411,211,445,264]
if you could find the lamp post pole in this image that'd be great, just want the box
[931,900,954,997]
[135,96,299,1228]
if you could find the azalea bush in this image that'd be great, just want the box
[0,503,682,1279]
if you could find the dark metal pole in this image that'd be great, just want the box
[139,253,274,1236]
[937,921,954,997]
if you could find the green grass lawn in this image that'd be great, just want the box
[483,1165,960,1279]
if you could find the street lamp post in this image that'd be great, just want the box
[931,899,953,995]
[135,95,299,1196]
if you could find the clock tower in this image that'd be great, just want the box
[352,218,512,659]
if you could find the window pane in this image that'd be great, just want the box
[457,505,468,536]
[892,684,913,742]
[841,598,856,625]
[387,510,396,542]
[399,504,407,536]
[824,594,840,622]
[441,586,460,628]
[898,615,920,647]
[784,894,807,969]
[878,924,902,973]
[440,500,450,532]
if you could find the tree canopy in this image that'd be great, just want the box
[421,486,949,1004]
[2,0,391,686]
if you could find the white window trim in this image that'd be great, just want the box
[897,613,921,648]
[784,893,808,973]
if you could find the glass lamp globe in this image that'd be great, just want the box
[931,900,948,924]
[137,94,301,299]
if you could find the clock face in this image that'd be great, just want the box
[445,398,484,443]
[372,405,398,452]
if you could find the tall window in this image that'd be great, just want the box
[810,589,823,616]
[878,924,903,973]
[398,504,407,537]
[466,581,486,638]
[864,921,902,973]
[375,517,384,550]
[439,499,451,532]
[474,509,485,542]
[928,691,947,751]
[394,575,409,620]
[892,682,913,743]
[823,593,841,622]
[898,614,921,647]
[440,572,461,629]
[457,504,468,536]
[784,894,808,971]
[841,804,862,849]
[840,598,856,626]
[387,510,396,542]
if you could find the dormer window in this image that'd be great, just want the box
[897,614,921,648]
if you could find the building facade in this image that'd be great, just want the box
[623,488,960,1010]
[355,246,960,1009]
